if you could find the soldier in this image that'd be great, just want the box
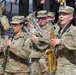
[29,10,51,75]
[50,6,76,75]
[3,16,31,75]
[0,6,10,75]
[46,12,55,25]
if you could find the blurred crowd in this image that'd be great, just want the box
[14,0,76,25]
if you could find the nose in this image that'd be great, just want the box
[59,14,63,19]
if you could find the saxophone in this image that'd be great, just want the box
[45,26,57,73]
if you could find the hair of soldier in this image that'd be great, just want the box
[19,22,25,29]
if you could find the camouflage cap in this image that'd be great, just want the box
[37,10,47,18]
[10,16,25,24]
[59,6,74,15]
[47,12,55,17]
[0,16,10,31]
[0,6,5,15]
[29,51,41,58]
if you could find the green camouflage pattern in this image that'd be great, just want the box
[30,61,41,75]
[0,15,8,74]
[0,15,10,31]
[29,23,51,75]
[5,72,29,75]
[5,32,31,74]
[53,23,76,75]
[39,58,49,75]
[46,21,54,27]
[34,23,51,51]
[29,51,41,58]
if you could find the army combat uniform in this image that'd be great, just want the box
[4,16,31,75]
[54,23,76,75]
[51,6,76,75]
[0,6,10,75]
[29,23,51,75]
[29,10,51,75]
[5,32,30,75]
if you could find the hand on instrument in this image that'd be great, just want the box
[50,39,61,46]
[31,35,39,42]
[4,40,12,46]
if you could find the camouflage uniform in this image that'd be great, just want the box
[54,23,76,75]
[4,16,31,75]
[0,36,4,75]
[29,10,51,75]
[0,6,10,75]
[29,51,42,75]
[52,6,76,75]
[37,23,51,75]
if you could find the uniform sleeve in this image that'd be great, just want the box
[60,29,76,50]
[33,27,51,50]
[10,37,32,59]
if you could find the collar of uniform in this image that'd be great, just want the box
[13,32,26,39]
[41,24,48,29]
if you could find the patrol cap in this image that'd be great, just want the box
[37,10,47,18]
[47,12,55,17]
[10,16,25,24]
[59,6,74,15]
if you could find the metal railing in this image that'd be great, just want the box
[0,0,12,15]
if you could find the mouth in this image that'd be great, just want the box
[59,19,63,22]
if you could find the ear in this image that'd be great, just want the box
[69,15,73,20]
[21,23,24,28]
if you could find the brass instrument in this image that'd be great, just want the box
[45,26,57,72]
[25,12,49,50]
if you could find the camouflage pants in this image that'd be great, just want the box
[39,58,49,75]
[0,57,4,75]
[0,63,3,75]
[55,62,76,75]
[5,72,29,75]
[30,61,41,75]
[30,58,49,75]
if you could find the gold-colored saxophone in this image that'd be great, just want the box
[45,26,57,73]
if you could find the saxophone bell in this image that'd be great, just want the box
[45,49,57,73]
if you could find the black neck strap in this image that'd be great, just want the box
[58,22,71,38]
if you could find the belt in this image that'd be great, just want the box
[10,52,28,64]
